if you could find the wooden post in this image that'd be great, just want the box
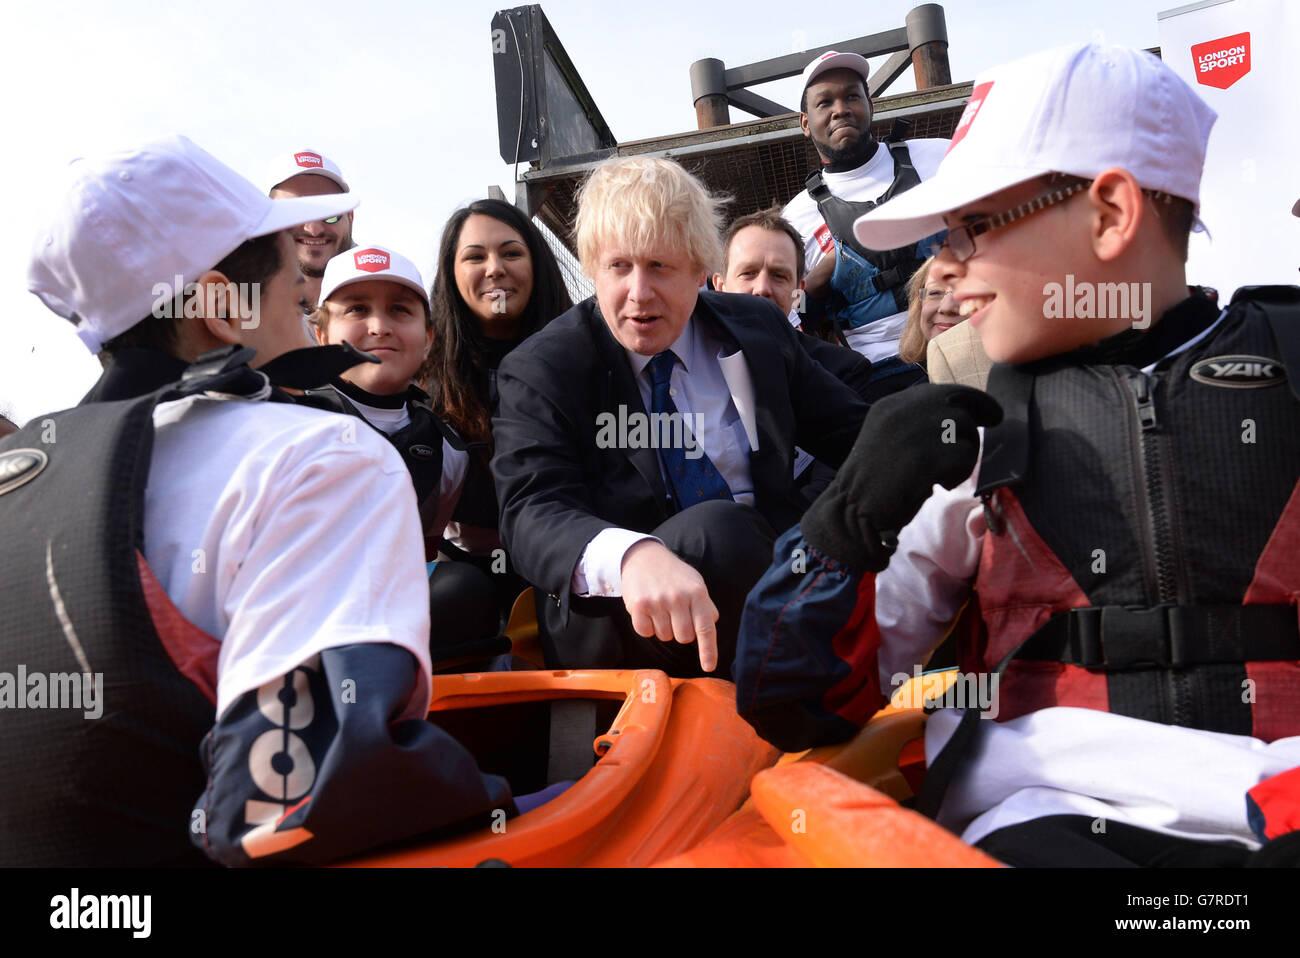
[690,58,730,129]
[906,4,952,90]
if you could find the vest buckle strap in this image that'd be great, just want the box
[1067,605,1189,668]
[1022,603,1300,671]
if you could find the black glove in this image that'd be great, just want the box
[801,384,1003,573]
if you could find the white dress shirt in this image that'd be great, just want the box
[572,315,754,597]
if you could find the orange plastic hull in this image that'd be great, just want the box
[341,669,780,867]
[341,667,995,868]
[658,669,1002,867]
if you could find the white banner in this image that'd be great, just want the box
[1158,0,1300,300]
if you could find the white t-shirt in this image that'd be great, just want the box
[143,395,433,720]
[784,138,950,362]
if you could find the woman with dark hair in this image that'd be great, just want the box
[422,199,573,659]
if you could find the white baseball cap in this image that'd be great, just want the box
[319,246,429,307]
[27,134,360,354]
[801,50,870,94]
[853,43,1217,251]
[266,149,349,194]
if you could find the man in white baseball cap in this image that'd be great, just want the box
[3,135,516,866]
[782,49,949,391]
[737,43,1300,867]
[266,149,355,305]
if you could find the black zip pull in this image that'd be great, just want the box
[1129,373,1159,431]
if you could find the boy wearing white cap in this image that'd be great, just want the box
[307,247,512,664]
[310,244,468,541]
[2,136,514,866]
[736,44,1300,866]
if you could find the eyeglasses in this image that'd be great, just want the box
[931,179,1093,263]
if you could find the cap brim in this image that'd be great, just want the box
[255,193,359,237]
[321,273,429,308]
[269,168,350,194]
[853,163,1049,251]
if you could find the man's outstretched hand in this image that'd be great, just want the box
[621,540,721,672]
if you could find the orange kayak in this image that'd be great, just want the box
[342,669,780,867]
[341,590,994,867]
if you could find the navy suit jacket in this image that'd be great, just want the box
[491,291,869,623]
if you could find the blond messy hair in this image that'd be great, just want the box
[575,156,727,276]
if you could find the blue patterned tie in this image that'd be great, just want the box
[646,351,733,513]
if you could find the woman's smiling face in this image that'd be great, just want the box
[453,214,535,338]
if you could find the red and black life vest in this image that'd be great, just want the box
[967,287,1300,738]
[916,288,1300,821]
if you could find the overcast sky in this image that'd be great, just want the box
[2,0,1176,424]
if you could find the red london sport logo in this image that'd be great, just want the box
[946,81,992,155]
[353,249,390,272]
[1190,33,1251,90]
[294,151,324,168]
[814,223,834,255]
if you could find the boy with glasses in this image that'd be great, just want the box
[734,43,1300,866]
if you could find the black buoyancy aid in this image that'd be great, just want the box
[971,287,1300,736]
[0,345,367,865]
[804,141,933,310]
[301,381,467,508]
[916,288,1300,821]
